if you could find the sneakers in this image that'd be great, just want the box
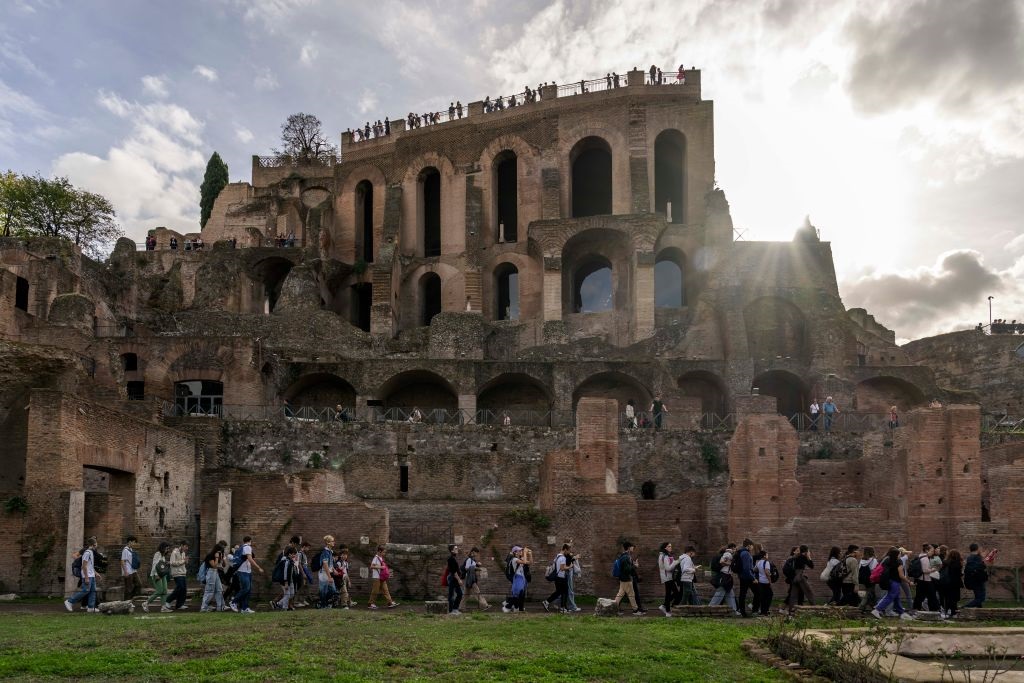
[631,609,644,616]
[449,609,461,615]
[501,605,511,613]
[242,608,256,614]
[368,604,378,610]
[63,600,73,612]
[659,605,669,616]
[141,603,149,613]
[386,602,399,608]
[176,605,188,611]
[573,607,583,613]
[899,612,916,621]
[542,600,551,612]
[482,604,492,611]
[349,601,358,606]
[229,602,239,613]
[870,609,882,619]
[87,608,99,613]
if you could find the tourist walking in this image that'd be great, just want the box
[564,547,582,612]
[963,543,991,607]
[332,545,356,608]
[65,536,99,613]
[872,547,915,620]
[940,548,963,618]
[840,545,860,606]
[912,544,939,612]
[120,535,142,602]
[822,546,843,605]
[674,545,700,606]
[735,539,755,617]
[318,535,338,608]
[271,546,301,610]
[446,544,465,614]
[649,395,668,430]
[786,545,815,610]
[822,396,839,431]
[508,546,531,612]
[809,399,820,430]
[610,541,642,615]
[200,545,227,612]
[542,544,571,613]
[368,545,399,609]
[142,542,170,613]
[463,547,490,610]
[858,547,879,613]
[709,545,740,615]
[658,542,682,617]
[754,550,774,615]
[231,535,263,614]
[165,540,190,611]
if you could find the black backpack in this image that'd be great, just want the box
[908,555,924,579]
[829,558,851,582]
[272,557,287,584]
[71,550,85,578]
[782,556,796,583]
[767,560,780,583]
[858,563,872,586]
[504,555,515,583]
[963,556,988,588]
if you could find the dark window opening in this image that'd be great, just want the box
[122,353,139,372]
[158,506,165,527]
[163,471,169,491]
[495,153,517,242]
[981,503,991,522]
[174,380,224,416]
[126,381,145,401]
[495,263,519,320]
[571,137,612,217]
[573,257,613,313]
[399,465,409,493]
[655,249,685,308]
[355,180,374,262]
[654,130,685,223]
[420,273,442,326]
[420,168,441,257]
[256,259,293,314]
[15,276,29,312]
[640,481,656,500]
[351,283,372,332]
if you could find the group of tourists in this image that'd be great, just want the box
[623,396,669,430]
[165,236,205,251]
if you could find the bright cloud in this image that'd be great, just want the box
[193,65,218,82]
[235,126,254,143]
[253,67,279,91]
[141,75,169,98]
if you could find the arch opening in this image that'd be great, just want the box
[654,129,685,223]
[677,370,727,414]
[752,370,809,419]
[174,380,224,416]
[494,262,519,320]
[355,179,374,262]
[854,377,926,412]
[477,373,551,414]
[572,371,652,415]
[494,151,517,242]
[573,257,613,313]
[570,136,612,218]
[419,167,441,257]
[252,257,294,314]
[380,370,457,411]
[121,353,139,372]
[350,283,372,332]
[655,248,686,308]
[284,373,357,408]
[420,272,442,326]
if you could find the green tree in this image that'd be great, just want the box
[0,170,29,237]
[17,174,122,258]
[199,151,229,229]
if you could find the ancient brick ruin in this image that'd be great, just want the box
[1,67,1021,599]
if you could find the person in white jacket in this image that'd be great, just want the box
[658,542,683,617]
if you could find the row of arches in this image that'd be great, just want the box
[344,129,688,262]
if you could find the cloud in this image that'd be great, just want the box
[842,250,1024,340]
[299,40,318,66]
[0,77,48,155]
[141,75,169,98]
[52,91,206,240]
[233,0,315,33]
[235,126,254,144]
[193,65,218,82]
[253,67,279,91]
[357,89,378,115]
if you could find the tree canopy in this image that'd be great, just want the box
[275,113,337,161]
[199,151,229,228]
[0,171,123,259]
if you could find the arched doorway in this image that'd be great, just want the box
[854,377,926,412]
[654,129,685,223]
[752,370,809,420]
[174,380,224,416]
[493,151,517,242]
[655,248,686,308]
[380,370,458,411]
[284,373,357,408]
[570,136,612,217]
[572,371,653,416]
[251,257,294,314]
[355,179,374,262]
[420,272,442,326]
[494,262,519,320]
[573,257,613,313]
[677,370,727,414]
[419,167,441,257]
[477,373,551,424]
[350,283,372,332]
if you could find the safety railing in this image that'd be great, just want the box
[787,412,891,432]
[983,415,1024,433]
[254,154,337,168]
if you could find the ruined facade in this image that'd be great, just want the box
[1,68,1021,599]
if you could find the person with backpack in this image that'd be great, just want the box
[857,547,879,613]
[564,547,582,613]
[270,545,301,610]
[674,545,700,606]
[445,544,465,615]
[65,536,99,613]
[735,539,756,618]
[368,545,398,609]
[318,536,338,609]
[939,548,963,618]
[120,535,143,603]
[657,542,683,617]
[840,545,860,606]
[708,546,740,615]
[963,543,991,608]
[821,546,843,605]
[871,547,915,620]
[610,541,642,615]
[462,547,490,611]
[164,540,190,611]
[781,546,799,604]
[297,541,315,607]
[542,543,571,613]
[199,545,227,612]
[785,545,815,610]
[508,546,532,612]
[332,545,356,609]
[753,550,776,615]
[142,542,171,613]
[230,535,263,614]
[911,544,939,612]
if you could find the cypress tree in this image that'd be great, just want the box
[199,152,229,229]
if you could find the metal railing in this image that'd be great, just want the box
[787,412,891,432]
[254,154,338,169]
[983,415,1024,433]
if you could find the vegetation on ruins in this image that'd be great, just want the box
[0,171,122,258]
[274,112,337,162]
[505,508,551,535]
[199,152,229,229]
[3,496,28,514]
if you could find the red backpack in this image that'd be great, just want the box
[870,560,886,584]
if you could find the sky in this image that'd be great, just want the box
[2,0,1023,342]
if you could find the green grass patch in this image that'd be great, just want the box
[0,611,787,681]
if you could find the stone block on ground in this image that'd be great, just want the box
[0,593,17,601]
[914,610,943,622]
[670,605,734,618]
[594,597,618,617]
[424,600,447,615]
[97,600,135,615]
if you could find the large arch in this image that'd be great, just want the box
[572,371,653,414]
[493,262,520,320]
[478,135,537,245]
[493,151,518,242]
[744,297,809,362]
[354,179,374,262]
[677,370,727,414]
[379,369,458,410]
[335,164,385,263]
[654,129,686,223]
[477,373,552,420]
[570,136,612,217]
[561,228,632,317]
[174,379,224,416]
[419,272,442,326]
[855,376,926,412]
[283,373,357,408]
[249,256,295,314]
[655,247,686,308]
[418,167,442,257]
[752,370,809,419]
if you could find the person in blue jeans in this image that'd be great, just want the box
[231,536,264,614]
[446,544,465,614]
[822,397,839,431]
[65,536,99,613]
[871,548,915,621]
[963,544,990,608]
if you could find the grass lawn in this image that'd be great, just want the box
[0,609,787,682]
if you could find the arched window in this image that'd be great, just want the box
[570,137,612,217]
[419,167,441,257]
[573,256,613,313]
[494,152,517,242]
[351,283,372,332]
[355,180,374,262]
[494,263,519,320]
[654,130,685,223]
[420,272,442,326]
[121,353,139,372]
[174,380,224,416]
[252,257,294,314]
[655,248,685,308]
